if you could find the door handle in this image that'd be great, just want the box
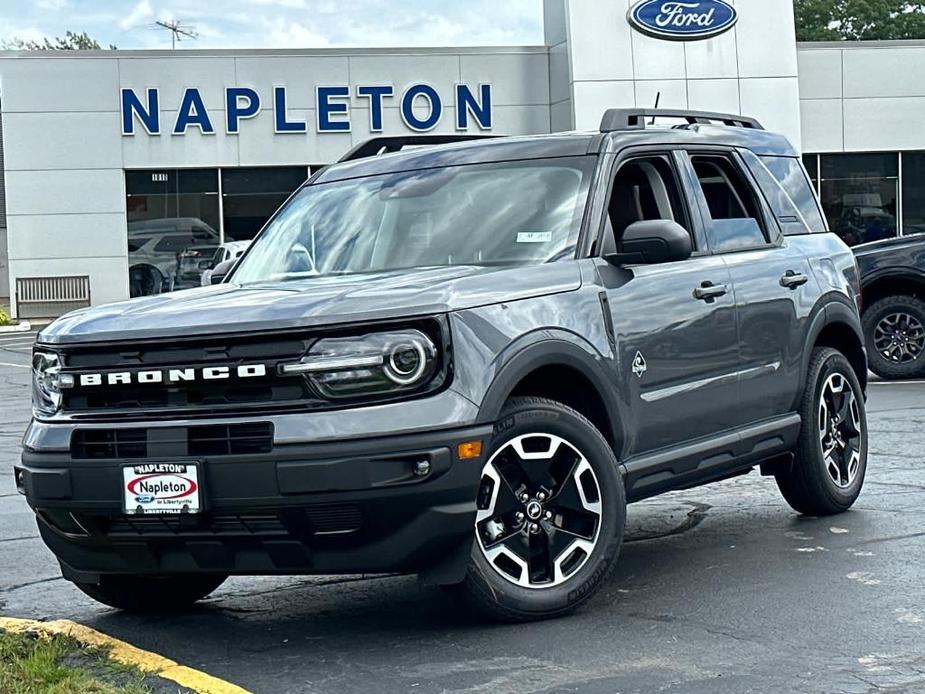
[780,271,809,289]
[693,281,728,302]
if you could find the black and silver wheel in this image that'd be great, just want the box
[459,397,625,621]
[776,348,868,516]
[863,295,925,379]
[73,574,228,611]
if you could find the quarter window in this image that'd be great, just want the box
[690,154,769,252]
[759,155,828,233]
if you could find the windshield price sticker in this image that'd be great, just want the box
[122,463,201,515]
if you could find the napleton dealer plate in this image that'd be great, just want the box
[122,463,201,515]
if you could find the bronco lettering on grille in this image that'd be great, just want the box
[77,364,267,387]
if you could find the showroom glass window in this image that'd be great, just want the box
[902,152,925,236]
[818,153,898,247]
[125,169,220,296]
[221,167,308,242]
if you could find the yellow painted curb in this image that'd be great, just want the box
[0,617,251,694]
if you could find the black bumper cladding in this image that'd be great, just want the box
[18,425,491,582]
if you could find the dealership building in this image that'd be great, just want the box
[0,0,923,317]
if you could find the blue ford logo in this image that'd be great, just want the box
[135,494,154,503]
[628,0,738,41]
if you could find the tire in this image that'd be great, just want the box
[458,397,625,622]
[73,574,227,611]
[776,348,868,516]
[863,295,925,380]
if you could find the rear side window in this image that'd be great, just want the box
[759,155,827,233]
[690,154,769,252]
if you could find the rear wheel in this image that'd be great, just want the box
[863,295,925,379]
[776,348,868,515]
[459,397,625,621]
[74,574,227,611]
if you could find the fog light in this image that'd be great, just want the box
[412,460,431,477]
[457,440,483,460]
[14,468,25,493]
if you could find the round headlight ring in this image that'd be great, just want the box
[384,339,428,386]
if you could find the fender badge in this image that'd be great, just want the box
[632,351,648,379]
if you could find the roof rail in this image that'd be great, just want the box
[337,134,499,163]
[600,109,764,133]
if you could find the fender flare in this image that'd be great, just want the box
[799,297,867,403]
[475,335,625,452]
[860,267,925,293]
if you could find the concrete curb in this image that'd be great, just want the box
[0,321,31,334]
[0,617,251,694]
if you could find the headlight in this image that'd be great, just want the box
[280,329,440,399]
[32,351,74,418]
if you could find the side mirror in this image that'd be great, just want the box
[606,220,692,266]
[209,258,236,284]
[199,260,214,270]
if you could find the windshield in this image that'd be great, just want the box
[231,156,595,284]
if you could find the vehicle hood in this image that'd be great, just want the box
[853,235,925,258]
[39,264,582,344]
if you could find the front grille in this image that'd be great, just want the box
[59,331,317,416]
[71,422,274,459]
[72,506,364,539]
[101,512,288,537]
[51,320,446,418]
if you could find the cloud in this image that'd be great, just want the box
[119,0,153,30]
[264,19,331,48]
[35,0,69,10]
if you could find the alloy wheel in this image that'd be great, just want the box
[475,433,602,589]
[817,372,863,489]
[874,312,925,364]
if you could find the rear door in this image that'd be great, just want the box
[598,150,740,456]
[682,149,815,424]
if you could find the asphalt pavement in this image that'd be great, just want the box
[1,338,924,694]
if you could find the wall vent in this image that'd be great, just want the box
[16,276,91,319]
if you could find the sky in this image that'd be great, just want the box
[0,0,545,50]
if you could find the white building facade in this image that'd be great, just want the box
[0,0,920,316]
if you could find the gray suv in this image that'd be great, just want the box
[18,110,868,621]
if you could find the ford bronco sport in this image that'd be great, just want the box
[17,110,869,621]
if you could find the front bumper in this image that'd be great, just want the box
[17,424,491,583]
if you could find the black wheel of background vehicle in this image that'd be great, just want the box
[74,574,228,611]
[863,295,925,380]
[459,397,625,622]
[776,348,868,516]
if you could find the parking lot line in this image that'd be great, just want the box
[0,616,252,694]
[0,361,29,368]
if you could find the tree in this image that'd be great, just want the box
[795,0,925,41]
[0,31,115,50]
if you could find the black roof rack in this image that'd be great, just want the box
[337,134,500,163]
[599,109,764,133]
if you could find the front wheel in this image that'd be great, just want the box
[458,397,625,621]
[74,574,228,611]
[776,348,868,516]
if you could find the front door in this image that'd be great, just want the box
[598,153,741,457]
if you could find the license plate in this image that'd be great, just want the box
[122,463,201,515]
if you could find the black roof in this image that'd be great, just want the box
[314,109,798,184]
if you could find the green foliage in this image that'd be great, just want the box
[0,630,150,694]
[795,0,925,41]
[0,308,10,327]
[0,31,116,51]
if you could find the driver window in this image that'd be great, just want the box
[604,156,691,252]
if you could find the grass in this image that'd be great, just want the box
[0,629,154,694]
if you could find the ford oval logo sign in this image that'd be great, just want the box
[628,0,738,41]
